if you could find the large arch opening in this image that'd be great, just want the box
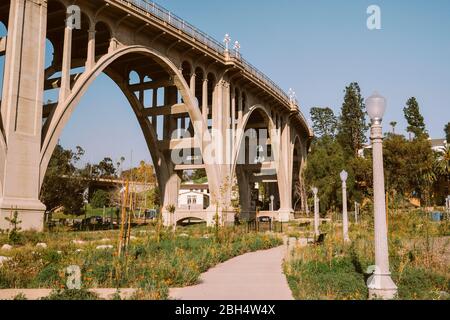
[39,46,220,221]
[233,107,278,221]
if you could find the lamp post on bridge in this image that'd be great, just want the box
[312,187,320,237]
[223,33,231,52]
[366,92,398,299]
[233,41,241,59]
[340,170,350,243]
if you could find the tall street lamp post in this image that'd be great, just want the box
[340,170,350,242]
[366,92,398,299]
[312,187,319,237]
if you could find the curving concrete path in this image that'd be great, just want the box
[169,246,293,300]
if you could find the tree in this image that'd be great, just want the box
[304,137,346,212]
[121,161,156,183]
[407,138,436,205]
[90,189,111,209]
[145,187,161,209]
[190,169,207,183]
[404,97,427,139]
[389,121,398,134]
[310,107,338,138]
[166,204,176,232]
[435,146,450,177]
[94,158,117,179]
[384,135,411,196]
[337,82,368,157]
[445,122,450,142]
[434,145,450,201]
[40,145,87,215]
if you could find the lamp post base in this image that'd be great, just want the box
[368,273,398,300]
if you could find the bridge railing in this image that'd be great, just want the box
[118,0,309,130]
[121,0,226,55]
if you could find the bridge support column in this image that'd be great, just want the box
[59,23,73,102]
[202,78,208,123]
[85,28,96,71]
[162,172,181,227]
[236,166,252,221]
[205,79,234,226]
[276,117,294,222]
[0,0,47,231]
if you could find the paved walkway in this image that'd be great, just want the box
[0,288,136,300]
[169,246,294,300]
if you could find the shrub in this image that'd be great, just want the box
[41,289,100,300]
[90,190,110,209]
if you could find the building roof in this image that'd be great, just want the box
[430,139,446,148]
[180,184,209,191]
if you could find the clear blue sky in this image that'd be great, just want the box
[1,0,449,168]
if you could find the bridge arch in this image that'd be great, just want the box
[176,216,207,226]
[231,104,279,219]
[232,104,277,174]
[40,45,220,200]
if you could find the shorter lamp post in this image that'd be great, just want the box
[340,170,350,243]
[312,187,320,237]
[366,92,398,299]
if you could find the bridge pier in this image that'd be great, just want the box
[276,115,295,222]
[0,0,47,231]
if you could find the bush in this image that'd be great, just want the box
[90,190,110,209]
[285,212,450,300]
[0,225,282,300]
[41,289,100,300]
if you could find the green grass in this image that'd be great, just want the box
[52,205,118,220]
[0,225,282,300]
[285,210,450,300]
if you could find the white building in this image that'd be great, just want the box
[430,138,447,153]
[178,183,210,211]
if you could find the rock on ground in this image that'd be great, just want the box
[1,244,13,251]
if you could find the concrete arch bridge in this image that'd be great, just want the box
[0,0,312,230]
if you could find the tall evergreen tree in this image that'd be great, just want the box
[337,82,368,157]
[404,97,427,139]
[310,107,338,138]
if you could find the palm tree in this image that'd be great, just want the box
[435,146,450,196]
[390,121,398,134]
